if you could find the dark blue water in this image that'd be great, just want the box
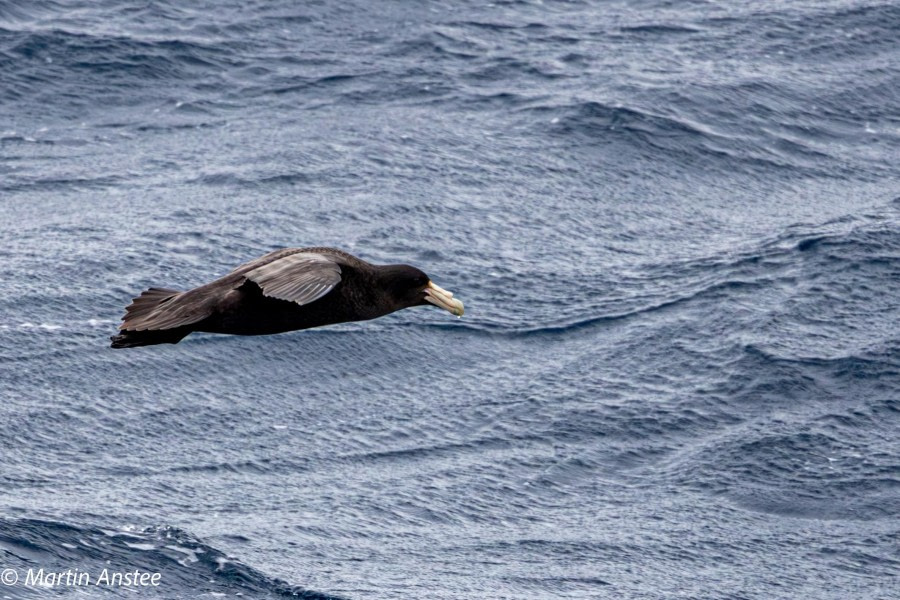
[1,1,899,598]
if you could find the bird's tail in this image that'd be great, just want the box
[110,287,192,349]
[110,327,192,349]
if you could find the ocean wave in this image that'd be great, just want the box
[0,517,343,598]
[534,98,857,177]
[430,205,900,340]
[618,24,701,36]
[0,24,237,118]
[678,422,900,521]
[0,26,232,74]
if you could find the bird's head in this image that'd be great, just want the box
[379,265,465,317]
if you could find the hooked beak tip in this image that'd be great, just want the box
[425,281,464,317]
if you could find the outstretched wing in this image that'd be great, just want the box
[119,287,214,331]
[244,251,342,305]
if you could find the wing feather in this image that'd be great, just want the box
[245,252,342,306]
[120,287,214,332]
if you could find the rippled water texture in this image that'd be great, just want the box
[1,1,899,598]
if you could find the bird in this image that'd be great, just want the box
[110,247,464,348]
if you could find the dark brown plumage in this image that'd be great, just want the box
[110,247,464,348]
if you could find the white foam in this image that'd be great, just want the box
[124,542,157,551]
[165,544,202,565]
[18,323,62,330]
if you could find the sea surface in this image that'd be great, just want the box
[1,1,898,598]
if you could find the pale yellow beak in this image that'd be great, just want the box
[424,281,464,317]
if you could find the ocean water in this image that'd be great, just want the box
[1,0,899,598]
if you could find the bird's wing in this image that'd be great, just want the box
[119,287,215,331]
[244,251,342,305]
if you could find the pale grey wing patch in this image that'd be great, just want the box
[245,252,342,306]
[227,247,299,276]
